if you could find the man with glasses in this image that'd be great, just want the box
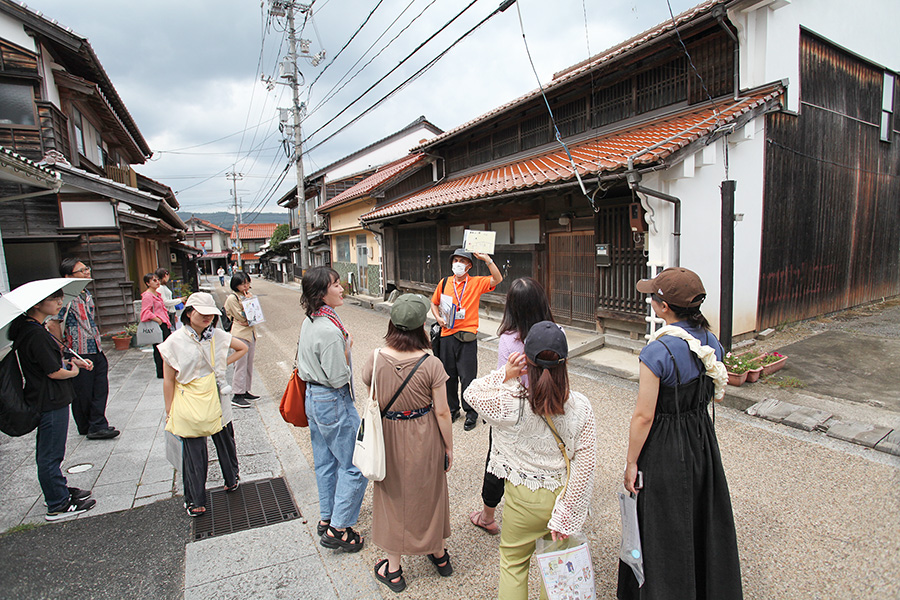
[48,258,119,440]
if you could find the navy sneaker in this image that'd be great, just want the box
[46,496,96,521]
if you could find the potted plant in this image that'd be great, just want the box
[723,352,758,386]
[112,323,138,351]
[760,351,788,375]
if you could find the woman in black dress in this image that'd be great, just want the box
[618,268,742,600]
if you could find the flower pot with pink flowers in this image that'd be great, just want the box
[723,352,760,386]
[760,352,788,375]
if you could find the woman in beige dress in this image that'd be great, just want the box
[362,294,453,593]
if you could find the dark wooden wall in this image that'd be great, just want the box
[60,233,134,333]
[758,32,900,329]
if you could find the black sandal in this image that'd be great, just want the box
[427,550,453,577]
[374,559,407,593]
[316,519,330,537]
[320,525,364,552]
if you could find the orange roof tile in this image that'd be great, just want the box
[231,223,279,240]
[318,154,426,212]
[193,218,231,234]
[364,87,782,222]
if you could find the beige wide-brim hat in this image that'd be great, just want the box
[184,292,221,315]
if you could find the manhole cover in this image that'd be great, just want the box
[192,476,300,540]
[67,463,93,473]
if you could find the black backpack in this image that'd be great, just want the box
[0,349,39,437]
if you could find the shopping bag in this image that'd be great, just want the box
[165,431,182,470]
[618,489,645,587]
[279,369,308,427]
[352,351,385,481]
[535,532,596,600]
[166,372,223,438]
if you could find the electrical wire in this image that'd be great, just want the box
[304,0,485,144]
[513,1,591,203]
[307,0,437,121]
[306,0,387,97]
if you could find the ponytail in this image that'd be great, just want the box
[527,351,569,416]
[668,304,711,330]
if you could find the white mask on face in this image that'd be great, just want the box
[451,262,467,277]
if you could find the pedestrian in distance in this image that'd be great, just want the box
[47,258,118,440]
[362,294,454,593]
[155,268,184,330]
[224,272,259,409]
[430,248,502,431]
[140,272,172,379]
[470,277,556,537]
[465,321,596,600]
[297,266,368,552]
[158,293,248,517]
[618,268,742,600]
[217,266,225,286]
[9,289,96,520]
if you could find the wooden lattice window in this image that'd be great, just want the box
[492,124,518,160]
[521,113,551,150]
[398,225,440,284]
[592,79,633,128]
[555,97,587,138]
[469,134,492,166]
[446,145,468,173]
[686,32,734,104]
[636,57,688,114]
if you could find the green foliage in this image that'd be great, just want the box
[769,376,804,389]
[4,522,41,535]
[723,352,761,374]
[760,352,786,365]
[269,224,291,255]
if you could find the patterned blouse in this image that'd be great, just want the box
[55,291,101,355]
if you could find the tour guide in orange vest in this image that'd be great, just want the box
[430,248,503,431]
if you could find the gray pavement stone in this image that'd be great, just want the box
[184,555,343,600]
[825,420,892,448]
[746,398,801,423]
[93,451,149,487]
[137,480,175,498]
[133,492,175,508]
[782,407,833,432]
[0,496,40,531]
[141,462,177,485]
[874,429,900,455]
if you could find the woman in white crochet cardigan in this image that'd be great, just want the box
[465,321,596,600]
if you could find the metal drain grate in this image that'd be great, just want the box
[192,476,301,540]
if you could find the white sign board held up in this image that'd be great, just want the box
[463,230,496,255]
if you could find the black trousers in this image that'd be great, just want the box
[438,334,478,415]
[153,323,172,378]
[182,423,239,509]
[481,426,505,507]
[71,351,110,435]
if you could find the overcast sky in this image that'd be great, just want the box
[26,0,698,218]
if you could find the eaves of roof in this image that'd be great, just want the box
[414,0,724,151]
[317,153,427,213]
[363,85,783,223]
[0,0,152,158]
[306,115,442,181]
[0,145,60,189]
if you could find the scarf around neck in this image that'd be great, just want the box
[650,325,728,400]
[312,305,348,339]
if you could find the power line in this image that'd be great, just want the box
[304,0,485,144]
[305,0,517,154]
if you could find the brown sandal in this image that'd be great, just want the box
[469,510,500,535]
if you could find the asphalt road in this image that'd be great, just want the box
[213,276,900,600]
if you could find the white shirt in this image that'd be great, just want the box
[159,284,179,310]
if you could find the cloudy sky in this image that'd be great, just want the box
[26,0,698,218]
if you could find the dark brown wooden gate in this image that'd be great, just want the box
[596,204,648,319]
[548,231,596,325]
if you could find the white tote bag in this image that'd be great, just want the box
[352,350,386,481]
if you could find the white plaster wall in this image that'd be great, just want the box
[323,127,436,183]
[730,0,900,113]
[643,121,767,337]
[0,12,36,52]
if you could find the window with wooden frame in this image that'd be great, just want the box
[492,124,518,160]
[555,97,587,138]
[521,112,551,151]
[0,80,36,126]
[72,108,85,155]
[335,235,351,262]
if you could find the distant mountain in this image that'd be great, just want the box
[178,211,291,229]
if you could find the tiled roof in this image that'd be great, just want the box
[190,218,231,234]
[318,154,426,212]
[231,223,279,240]
[363,86,782,222]
[415,0,722,151]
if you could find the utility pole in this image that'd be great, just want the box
[286,3,308,271]
[267,1,323,274]
[227,169,243,269]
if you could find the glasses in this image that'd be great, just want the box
[73,267,91,274]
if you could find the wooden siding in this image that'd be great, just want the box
[0,189,61,237]
[61,234,135,333]
[36,101,71,161]
[758,32,900,329]
[596,203,648,319]
[0,39,39,75]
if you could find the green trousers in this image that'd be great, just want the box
[498,480,561,599]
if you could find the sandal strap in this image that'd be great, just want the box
[429,550,450,566]
[327,525,362,545]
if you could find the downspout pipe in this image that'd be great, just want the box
[625,159,681,267]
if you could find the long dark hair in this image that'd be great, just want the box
[654,294,711,330]
[384,321,430,352]
[498,277,554,341]
[301,266,339,318]
[527,351,569,416]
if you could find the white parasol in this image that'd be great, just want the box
[0,278,92,360]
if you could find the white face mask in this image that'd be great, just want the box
[451,262,467,277]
